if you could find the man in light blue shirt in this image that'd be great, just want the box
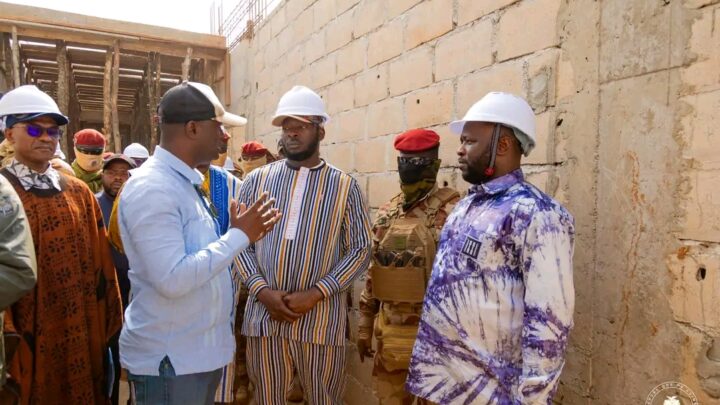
[118,81,280,405]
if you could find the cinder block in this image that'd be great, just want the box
[599,0,671,81]
[527,48,560,111]
[405,81,454,129]
[405,0,454,50]
[327,78,355,115]
[668,244,720,328]
[367,97,405,137]
[368,173,401,207]
[353,0,386,38]
[458,0,520,25]
[313,0,337,31]
[285,45,305,77]
[681,91,720,170]
[326,9,354,52]
[455,61,524,116]
[322,142,354,173]
[336,0,361,14]
[355,136,391,173]
[337,38,368,80]
[285,0,314,21]
[387,0,422,19]
[276,24,295,57]
[304,31,327,65]
[389,46,433,96]
[525,168,551,194]
[292,8,314,44]
[310,54,337,89]
[435,19,493,81]
[524,111,555,165]
[326,107,367,143]
[354,63,389,107]
[368,18,404,67]
[682,169,720,243]
[680,7,720,94]
[269,5,287,38]
[497,0,561,61]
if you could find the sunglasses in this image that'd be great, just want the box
[15,123,62,138]
[397,156,436,166]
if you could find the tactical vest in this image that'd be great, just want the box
[370,187,458,371]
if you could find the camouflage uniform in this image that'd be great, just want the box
[358,186,459,405]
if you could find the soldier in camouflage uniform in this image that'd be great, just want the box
[358,129,460,405]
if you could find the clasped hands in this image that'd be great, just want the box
[256,287,325,322]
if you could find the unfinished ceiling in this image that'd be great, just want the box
[0,1,230,153]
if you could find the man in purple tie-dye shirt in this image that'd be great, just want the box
[407,92,575,405]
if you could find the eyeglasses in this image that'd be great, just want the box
[14,123,62,138]
[397,156,436,166]
[281,122,316,134]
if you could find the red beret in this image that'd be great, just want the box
[241,141,268,157]
[74,129,106,148]
[394,128,440,153]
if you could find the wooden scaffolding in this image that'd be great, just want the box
[0,1,231,156]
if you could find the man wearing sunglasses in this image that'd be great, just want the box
[357,128,460,404]
[72,128,106,193]
[0,84,124,404]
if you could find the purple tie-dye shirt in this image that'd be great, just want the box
[406,169,575,405]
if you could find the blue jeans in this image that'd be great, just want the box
[127,356,223,405]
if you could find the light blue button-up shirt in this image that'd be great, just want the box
[118,146,249,376]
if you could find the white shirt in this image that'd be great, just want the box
[118,146,249,376]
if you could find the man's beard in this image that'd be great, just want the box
[461,148,492,185]
[284,133,320,162]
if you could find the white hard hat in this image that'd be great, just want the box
[450,92,536,156]
[123,143,150,159]
[271,85,330,127]
[0,85,68,125]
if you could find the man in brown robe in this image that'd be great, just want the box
[0,85,123,405]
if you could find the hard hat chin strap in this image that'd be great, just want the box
[484,124,502,177]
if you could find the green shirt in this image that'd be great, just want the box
[71,161,103,193]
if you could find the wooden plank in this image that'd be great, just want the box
[103,46,112,147]
[56,40,70,157]
[111,40,121,152]
[224,53,230,107]
[0,22,227,61]
[181,47,192,81]
[0,2,226,49]
[11,25,20,87]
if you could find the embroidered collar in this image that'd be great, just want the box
[6,158,62,191]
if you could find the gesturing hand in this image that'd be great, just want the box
[257,289,301,322]
[282,288,324,315]
[230,192,282,242]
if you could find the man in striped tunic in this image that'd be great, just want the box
[236,86,372,404]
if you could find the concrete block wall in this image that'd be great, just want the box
[225,0,720,403]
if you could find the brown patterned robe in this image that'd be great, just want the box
[1,169,123,405]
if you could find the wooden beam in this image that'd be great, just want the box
[56,40,70,157]
[103,46,112,149]
[0,22,227,61]
[111,40,121,152]
[11,25,20,87]
[0,2,226,49]
[224,53,231,107]
[181,47,192,82]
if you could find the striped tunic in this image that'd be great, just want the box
[236,160,372,346]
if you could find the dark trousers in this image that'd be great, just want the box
[127,356,223,405]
